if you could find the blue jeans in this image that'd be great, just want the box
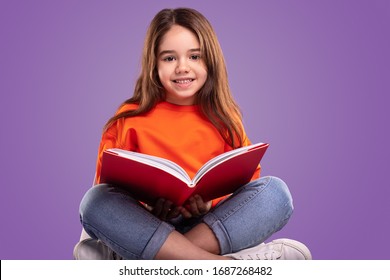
[79,176,293,259]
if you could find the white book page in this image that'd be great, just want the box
[193,143,264,184]
[107,149,191,183]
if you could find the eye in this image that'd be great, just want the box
[190,54,201,60]
[163,56,175,62]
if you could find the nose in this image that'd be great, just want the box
[175,58,190,74]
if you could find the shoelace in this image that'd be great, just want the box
[237,250,279,260]
[262,251,278,260]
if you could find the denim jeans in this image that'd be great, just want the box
[79,176,293,259]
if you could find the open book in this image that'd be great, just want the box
[100,142,269,206]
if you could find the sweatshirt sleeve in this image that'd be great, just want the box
[94,124,118,185]
[94,104,140,185]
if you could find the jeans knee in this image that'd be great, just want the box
[252,176,294,219]
[270,176,293,219]
[209,176,294,251]
[79,184,110,223]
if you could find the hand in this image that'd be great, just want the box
[150,198,182,221]
[181,195,212,219]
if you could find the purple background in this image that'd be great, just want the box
[1,0,389,260]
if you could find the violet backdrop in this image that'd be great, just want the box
[1,0,389,259]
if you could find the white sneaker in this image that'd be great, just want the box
[224,238,312,260]
[73,238,123,260]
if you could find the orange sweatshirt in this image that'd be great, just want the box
[95,101,260,206]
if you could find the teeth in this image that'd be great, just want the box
[175,79,193,84]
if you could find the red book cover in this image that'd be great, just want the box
[100,142,269,206]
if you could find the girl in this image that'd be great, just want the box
[75,8,312,260]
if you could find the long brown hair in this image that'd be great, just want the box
[104,8,244,148]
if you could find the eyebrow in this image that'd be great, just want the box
[158,48,201,57]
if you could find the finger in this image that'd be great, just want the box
[205,200,212,212]
[143,203,153,212]
[194,195,207,214]
[180,207,192,219]
[167,206,181,220]
[152,198,165,216]
[194,195,211,214]
[160,200,173,221]
[188,197,201,217]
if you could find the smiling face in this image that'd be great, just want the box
[157,25,208,105]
